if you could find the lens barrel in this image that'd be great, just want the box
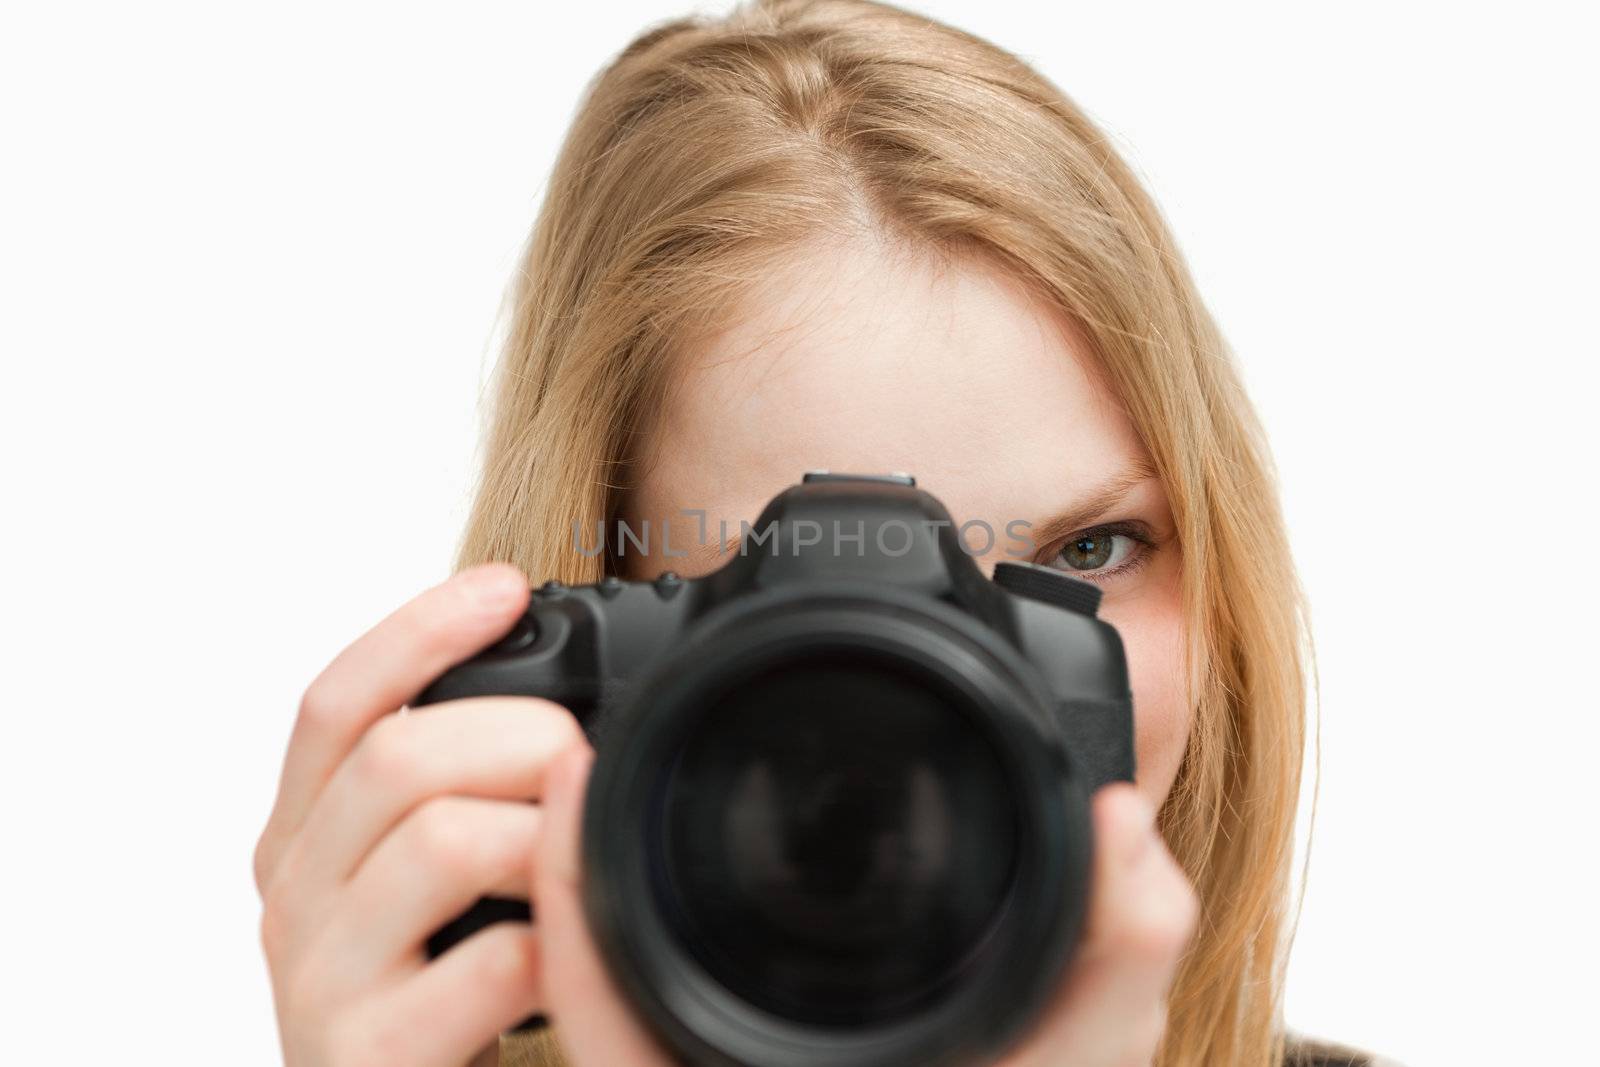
[580,585,1093,1067]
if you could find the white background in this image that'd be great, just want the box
[2,2,1595,1064]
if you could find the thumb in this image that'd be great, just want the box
[534,741,675,1066]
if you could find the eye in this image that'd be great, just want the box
[1043,522,1155,583]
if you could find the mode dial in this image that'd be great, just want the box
[992,561,1102,617]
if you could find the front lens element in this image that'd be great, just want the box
[652,649,1021,1027]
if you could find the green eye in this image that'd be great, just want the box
[1060,532,1131,571]
[1046,523,1154,582]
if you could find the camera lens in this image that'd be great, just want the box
[650,647,1021,1027]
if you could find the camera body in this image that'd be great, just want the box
[417,472,1135,1067]
[420,472,1133,780]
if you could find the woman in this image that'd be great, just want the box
[253,1,1389,1064]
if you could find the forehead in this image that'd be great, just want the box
[634,233,1148,527]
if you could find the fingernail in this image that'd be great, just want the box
[464,566,525,612]
[561,742,595,786]
[1121,789,1158,864]
[1108,783,1152,828]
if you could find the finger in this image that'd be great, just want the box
[534,741,672,1065]
[307,797,542,995]
[256,564,529,891]
[1008,784,1199,1065]
[267,696,579,920]
[343,921,545,1067]
[1076,784,1197,977]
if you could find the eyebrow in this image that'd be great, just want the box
[1023,457,1161,548]
[684,533,741,566]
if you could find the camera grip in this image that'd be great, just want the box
[426,896,548,1033]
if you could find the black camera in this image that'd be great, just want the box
[416,472,1134,1067]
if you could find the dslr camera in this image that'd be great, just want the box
[417,472,1134,1067]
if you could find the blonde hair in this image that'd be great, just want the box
[459,2,1312,1065]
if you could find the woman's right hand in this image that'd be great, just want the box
[252,564,673,1067]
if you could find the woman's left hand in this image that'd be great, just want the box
[990,783,1199,1067]
[529,740,680,1067]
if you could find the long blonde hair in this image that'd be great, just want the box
[459,2,1312,1065]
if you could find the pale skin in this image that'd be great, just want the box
[255,230,1201,1067]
